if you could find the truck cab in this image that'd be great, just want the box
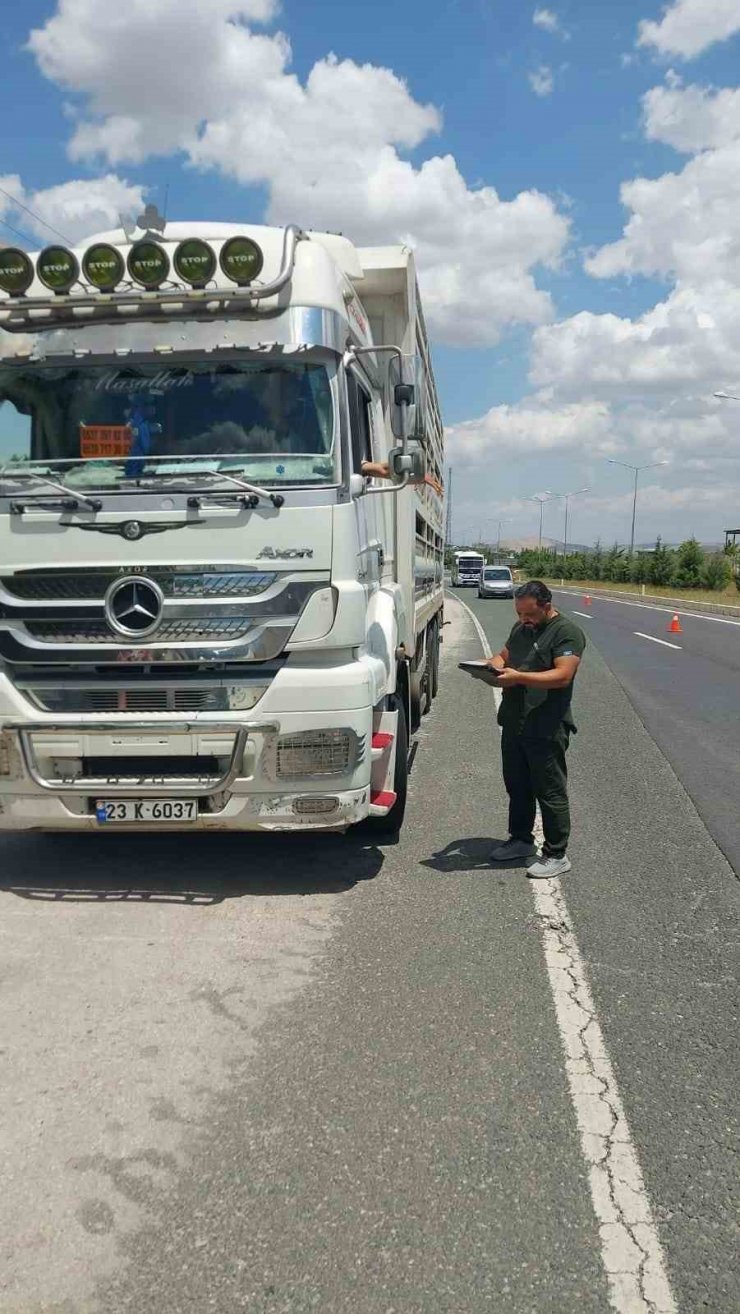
[0,222,444,835]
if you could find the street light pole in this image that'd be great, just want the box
[528,492,553,550]
[607,460,668,555]
[554,487,589,556]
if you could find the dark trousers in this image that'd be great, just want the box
[501,725,571,857]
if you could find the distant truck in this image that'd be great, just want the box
[452,551,484,587]
[0,220,445,835]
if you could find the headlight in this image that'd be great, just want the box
[276,729,360,779]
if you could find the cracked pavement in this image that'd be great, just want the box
[0,596,736,1312]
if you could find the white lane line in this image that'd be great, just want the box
[634,632,682,651]
[454,594,678,1314]
[553,589,740,628]
[572,610,593,619]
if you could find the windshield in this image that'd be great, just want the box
[458,557,482,570]
[484,568,511,580]
[0,359,336,489]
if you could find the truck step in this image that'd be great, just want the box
[371,731,394,761]
[369,789,397,814]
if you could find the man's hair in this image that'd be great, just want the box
[515,579,552,606]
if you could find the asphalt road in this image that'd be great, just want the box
[549,587,740,875]
[0,595,737,1313]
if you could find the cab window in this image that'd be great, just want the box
[346,372,373,473]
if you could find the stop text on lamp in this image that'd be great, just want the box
[174,239,217,288]
[0,248,34,296]
[82,243,125,292]
[36,246,80,295]
[219,236,264,286]
[127,240,170,289]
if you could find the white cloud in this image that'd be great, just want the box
[643,76,740,151]
[27,0,569,347]
[584,140,740,284]
[637,0,740,60]
[533,8,566,36]
[447,399,614,461]
[529,65,555,97]
[0,172,144,245]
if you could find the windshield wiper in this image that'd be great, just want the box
[140,468,285,509]
[0,468,102,514]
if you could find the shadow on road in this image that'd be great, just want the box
[422,836,528,874]
[0,830,387,904]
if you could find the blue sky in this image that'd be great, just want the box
[2,0,740,547]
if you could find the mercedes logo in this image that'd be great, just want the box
[105,576,164,639]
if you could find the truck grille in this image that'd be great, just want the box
[25,618,254,644]
[0,566,329,668]
[28,688,223,713]
[1,568,277,601]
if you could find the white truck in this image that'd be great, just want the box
[452,551,484,588]
[0,220,444,835]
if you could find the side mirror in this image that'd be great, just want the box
[389,355,423,441]
[388,442,426,483]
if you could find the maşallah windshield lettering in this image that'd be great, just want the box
[0,361,336,488]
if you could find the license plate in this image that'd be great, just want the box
[95,799,198,824]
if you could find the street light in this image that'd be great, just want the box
[528,492,554,550]
[714,391,740,402]
[553,488,589,556]
[607,460,668,555]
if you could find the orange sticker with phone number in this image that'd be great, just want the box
[80,424,133,459]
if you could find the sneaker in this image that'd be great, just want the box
[526,854,571,879]
[490,838,537,863]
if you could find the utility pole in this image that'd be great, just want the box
[528,492,554,550]
[607,460,668,555]
[553,488,589,556]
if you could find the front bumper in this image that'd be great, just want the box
[0,712,376,833]
[0,786,371,832]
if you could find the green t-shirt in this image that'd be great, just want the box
[498,611,586,737]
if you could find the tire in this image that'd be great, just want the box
[365,694,408,836]
[409,662,423,733]
[421,627,434,717]
[431,621,440,700]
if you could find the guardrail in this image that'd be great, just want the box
[550,582,740,619]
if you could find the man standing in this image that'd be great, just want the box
[487,581,586,878]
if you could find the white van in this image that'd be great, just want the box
[478,565,514,599]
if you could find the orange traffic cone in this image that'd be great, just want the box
[668,613,682,634]
[583,594,592,607]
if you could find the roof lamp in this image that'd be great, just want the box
[219,236,264,286]
[0,247,34,296]
[174,238,216,288]
[37,246,80,295]
[127,240,170,289]
[83,243,125,292]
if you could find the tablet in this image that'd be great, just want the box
[458,661,503,684]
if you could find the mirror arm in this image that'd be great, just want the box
[365,474,410,496]
[343,342,410,452]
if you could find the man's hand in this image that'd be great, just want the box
[486,658,505,672]
[493,667,521,689]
